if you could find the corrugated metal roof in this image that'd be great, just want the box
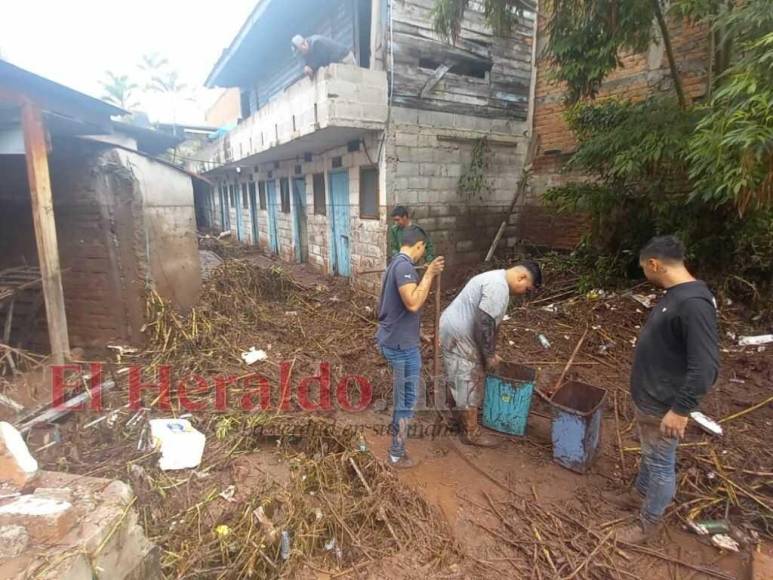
[0,59,125,119]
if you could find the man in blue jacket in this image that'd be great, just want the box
[617,235,719,544]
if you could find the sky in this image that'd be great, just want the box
[0,0,257,124]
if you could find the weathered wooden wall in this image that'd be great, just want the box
[389,0,534,118]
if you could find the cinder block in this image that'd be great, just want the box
[408,176,432,190]
[0,496,76,542]
[0,525,28,558]
[396,162,419,176]
[395,132,419,147]
[391,107,419,125]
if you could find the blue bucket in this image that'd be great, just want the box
[482,363,537,436]
[550,381,608,473]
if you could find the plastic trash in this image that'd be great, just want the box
[215,524,231,538]
[254,506,278,542]
[738,334,773,346]
[280,530,291,560]
[149,419,206,470]
[241,347,268,365]
[219,485,236,502]
[537,334,551,349]
[688,519,731,536]
[631,294,656,309]
[711,534,740,552]
[690,412,723,437]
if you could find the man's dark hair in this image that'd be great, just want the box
[391,205,409,218]
[519,260,542,288]
[639,235,686,263]
[401,225,426,247]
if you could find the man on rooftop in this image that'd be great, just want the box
[292,34,356,78]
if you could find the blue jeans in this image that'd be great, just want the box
[635,408,678,524]
[380,345,421,458]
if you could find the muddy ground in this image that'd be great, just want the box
[6,248,772,579]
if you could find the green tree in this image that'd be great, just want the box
[433,0,772,301]
[100,71,139,110]
[687,2,773,214]
[137,52,190,123]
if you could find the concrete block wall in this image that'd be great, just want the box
[196,64,388,173]
[113,150,202,310]
[385,106,530,273]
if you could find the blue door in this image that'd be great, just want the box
[266,180,280,254]
[292,177,308,263]
[235,183,245,242]
[248,182,259,245]
[328,170,350,277]
[219,186,229,230]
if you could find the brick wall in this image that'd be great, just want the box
[527,15,710,248]
[1,140,200,352]
[46,143,143,348]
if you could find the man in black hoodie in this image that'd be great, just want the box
[616,235,719,544]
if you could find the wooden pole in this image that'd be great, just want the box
[552,327,589,393]
[433,273,442,399]
[21,101,70,364]
[484,135,539,263]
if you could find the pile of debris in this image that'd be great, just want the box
[0,421,159,579]
[25,261,456,578]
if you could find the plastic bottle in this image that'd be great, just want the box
[280,530,291,560]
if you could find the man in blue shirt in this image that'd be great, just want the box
[376,226,444,468]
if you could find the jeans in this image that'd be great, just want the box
[380,345,421,458]
[635,408,679,524]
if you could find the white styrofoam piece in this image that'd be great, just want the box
[149,419,206,471]
[0,421,38,475]
[690,412,723,437]
[738,334,773,346]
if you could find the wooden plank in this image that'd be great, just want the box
[20,101,70,364]
[420,64,452,98]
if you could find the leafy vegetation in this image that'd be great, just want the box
[433,0,772,303]
[457,138,493,199]
[100,71,139,110]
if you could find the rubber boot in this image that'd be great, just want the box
[460,408,499,447]
[615,517,661,545]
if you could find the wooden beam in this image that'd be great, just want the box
[420,64,451,98]
[20,101,70,364]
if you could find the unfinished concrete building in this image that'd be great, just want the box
[0,61,202,359]
[193,0,536,288]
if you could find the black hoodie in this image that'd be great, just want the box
[631,280,720,417]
